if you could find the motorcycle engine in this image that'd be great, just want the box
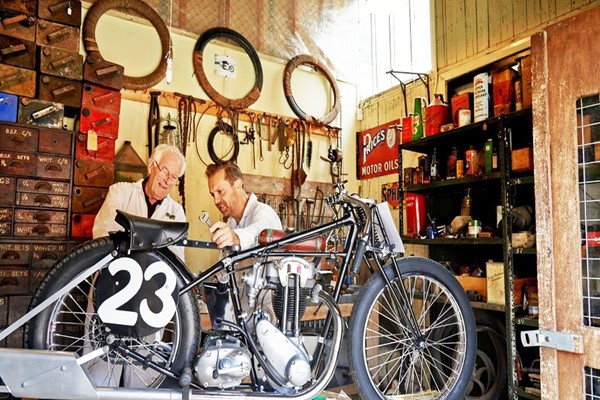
[194,335,252,389]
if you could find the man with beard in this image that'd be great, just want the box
[206,161,282,250]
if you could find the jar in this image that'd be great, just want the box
[468,220,481,237]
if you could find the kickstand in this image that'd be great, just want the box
[179,366,192,400]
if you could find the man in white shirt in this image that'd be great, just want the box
[206,161,282,250]
[93,144,187,259]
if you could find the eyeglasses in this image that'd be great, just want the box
[154,160,180,184]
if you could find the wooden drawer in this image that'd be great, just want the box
[36,153,71,180]
[0,266,29,295]
[13,222,67,237]
[0,222,11,236]
[74,158,114,187]
[17,97,64,129]
[0,242,30,265]
[38,127,72,155]
[0,176,16,206]
[0,150,35,176]
[0,11,37,42]
[0,297,6,328]
[17,178,69,194]
[0,33,36,69]
[39,45,83,80]
[0,122,38,151]
[36,19,79,52]
[0,91,18,123]
[29,268,49,293]
[71,213,94,238]
[75,132,115,161]
[37,0,81,27]
[0,63,35,97]
[15,208,67,224]
[81,83,121,115]
[16,192,69,208]
[31,241,67,268]
[1,1,37,16]
[83,54,124,91]
[80,107,119,139]
[38,74,82,108]
[0,208,12,222]
[72,186,107,213]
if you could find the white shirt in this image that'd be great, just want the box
[93,179,186,260]
[228,193,282,250]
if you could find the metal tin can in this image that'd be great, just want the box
[465,148,479,176]
[456,159,465,178]
[468,220,481,238]
[458,109,472,127]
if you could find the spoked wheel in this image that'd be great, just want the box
[25,238,200,389]
[348,257,476,400]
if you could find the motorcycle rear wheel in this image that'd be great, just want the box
[25,237,200,389]
[348,257,476,400]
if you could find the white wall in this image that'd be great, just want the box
[83,5,359,271]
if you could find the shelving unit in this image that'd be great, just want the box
[397,49,538,399]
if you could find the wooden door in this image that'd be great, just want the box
[532,5,600,398]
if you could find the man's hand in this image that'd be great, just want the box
[209,221,240,249]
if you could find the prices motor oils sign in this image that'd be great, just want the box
[357,119,399,179]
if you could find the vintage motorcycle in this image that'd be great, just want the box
[0,181,476,400]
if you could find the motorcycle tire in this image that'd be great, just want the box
[348,257,476,400]
[25,237,200,389]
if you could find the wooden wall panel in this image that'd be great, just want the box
[475,0,489,53]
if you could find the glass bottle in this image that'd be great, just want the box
[430,148,439,182]
[461,188,472,216]
[447,146,457,179]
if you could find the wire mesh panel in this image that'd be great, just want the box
[577,94,600,328]
[585,366,600,399]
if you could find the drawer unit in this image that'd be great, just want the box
[36,153,71,180]
[37,0,81,27]
[17,97,64,129]
[0,33,36,69]
[72,186,107,213]
[0,297,6,328]
[1,1,37,16]
[0,150,36,176]
[31,241,67,268]
[0,91,18,122]
[81,83,121,115]
[0,242,30,265]
[80,107,119,139]
[0,208,12,222]
[14,208,67,224]
[16,192,69,208]
[38,74,82,108]
[74,158,114,187]
[35,19,79,52]
[28,268,48,293]
[0,63,35,97]
[0,222,10,236]
[0,122,38,151]
[0,266,29,295]
[17,178,69,194]
[13,222,67,237]
[0,175,16,206]
[75,132,115,161]
[83,54,124,91]
[71,213,94,238]
[0,10,37,42]
[38,127,71,155]
[39,45,83,80]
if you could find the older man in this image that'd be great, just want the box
[93,144,187,259]
[206,161,282,250]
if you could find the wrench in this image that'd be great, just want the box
[200,211,212,228]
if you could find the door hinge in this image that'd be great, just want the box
[521,329,584,354]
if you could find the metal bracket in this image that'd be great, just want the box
[521,329,584,354]
[386,70,431,116]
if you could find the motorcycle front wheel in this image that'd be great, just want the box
[348,257,476,400]
[25,237,200,389]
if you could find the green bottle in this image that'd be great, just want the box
[485,139,493,173]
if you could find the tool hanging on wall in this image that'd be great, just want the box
[147,91,161,157]
[306,122,313,170]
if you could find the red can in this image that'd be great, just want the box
[465,148,479,176]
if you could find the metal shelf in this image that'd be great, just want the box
[403,237,504,245]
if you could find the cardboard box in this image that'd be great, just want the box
[451,92,473,126]
[492,68,517,116]
[512,147,533,172]
[456,276,487,301]
[487,261,537,305]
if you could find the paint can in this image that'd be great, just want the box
[468,220,481,238]
[458,109,471,127]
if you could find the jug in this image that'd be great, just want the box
[425,94,450,136]
[412,97,427,140]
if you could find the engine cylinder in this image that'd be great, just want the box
[273,277,310,323]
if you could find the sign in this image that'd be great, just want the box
[214,55,236,78]
[381,182,400,209]
[357,119,400,179]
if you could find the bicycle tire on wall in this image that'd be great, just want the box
[193,27,263,110]
[207,122,239,163]
[83,0,170,90]
[25,237,200,389]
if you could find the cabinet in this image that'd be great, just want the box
[398,51,538,399]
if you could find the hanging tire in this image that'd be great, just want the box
[348,257,476,400]
[25,238,200,389]
[207,122,239,163]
